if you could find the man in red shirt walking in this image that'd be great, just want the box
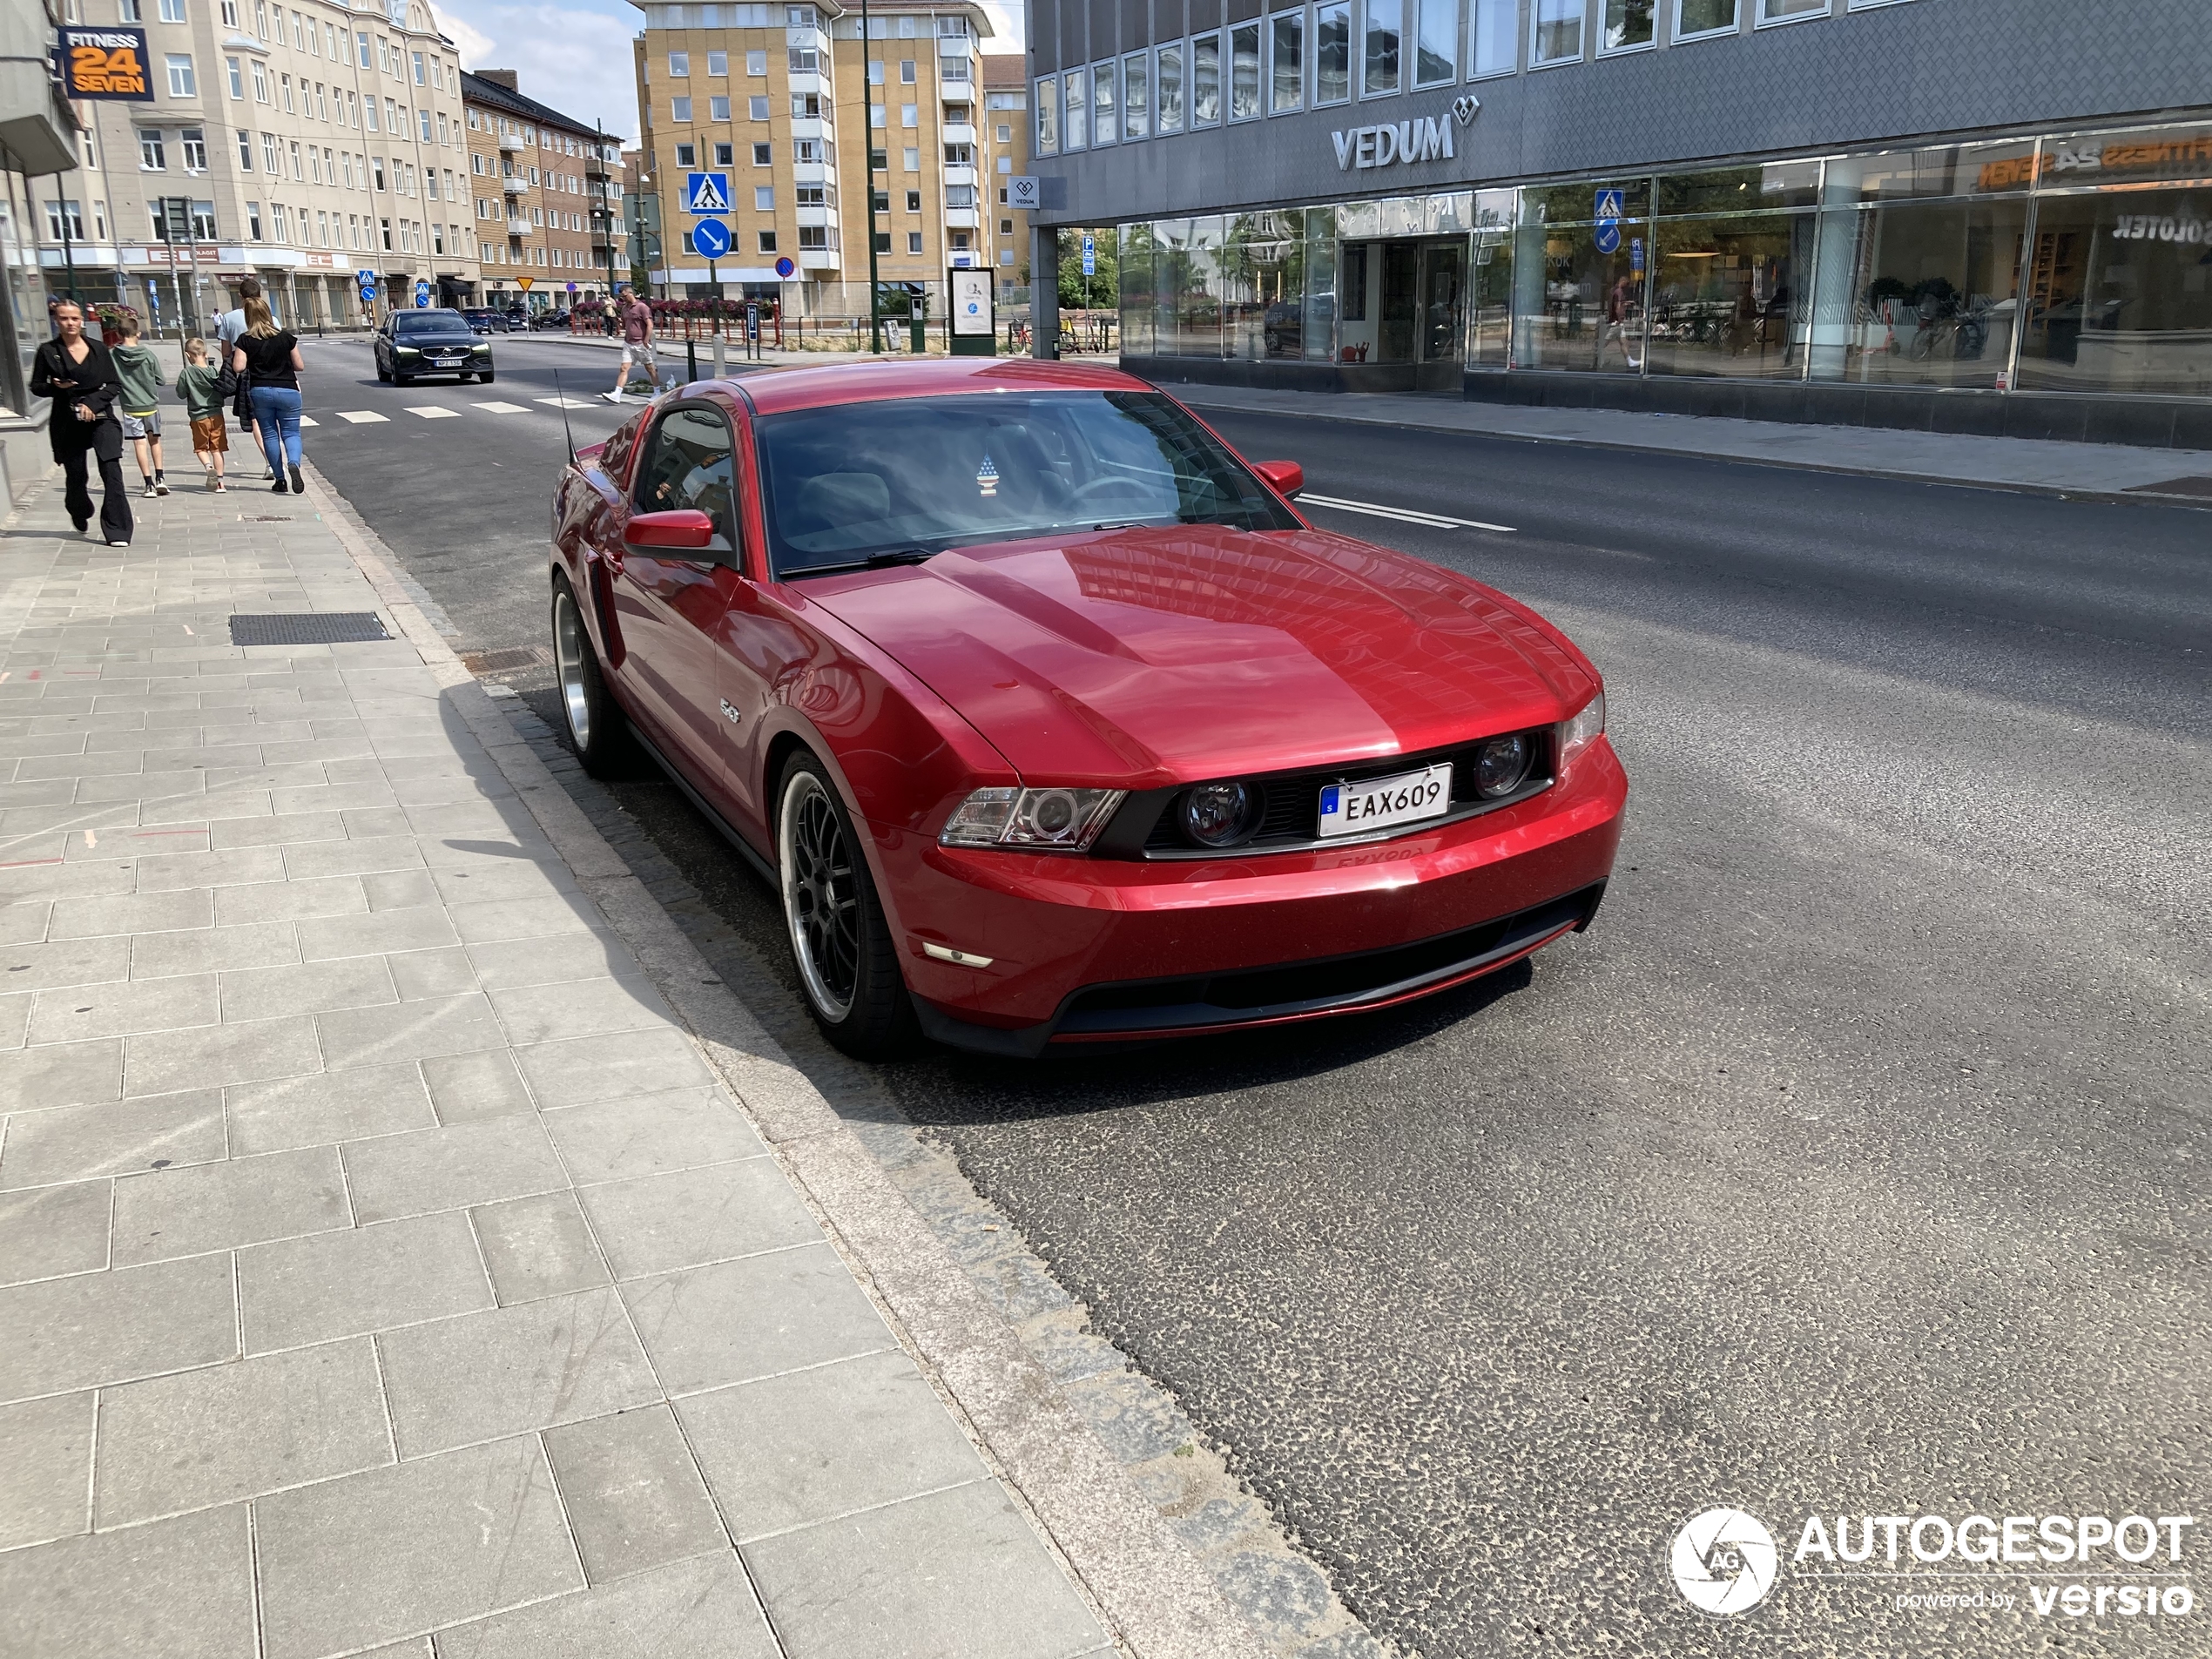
[607,286,661,403]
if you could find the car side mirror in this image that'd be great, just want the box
[623,509,717,550]
[1253,460,1304,500]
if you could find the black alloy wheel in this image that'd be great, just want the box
[776,754,919,1059]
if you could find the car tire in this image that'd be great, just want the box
[457,372,474,383]
[394,371,411,387]
[478,369,495,385]
[550,574,637,779]
[376,361,390,383]
[776,753,920,1061]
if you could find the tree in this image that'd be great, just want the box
[1056,227,1117,311]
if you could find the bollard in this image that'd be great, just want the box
[685,338,698,383]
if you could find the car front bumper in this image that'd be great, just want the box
[873,737,1628,1056]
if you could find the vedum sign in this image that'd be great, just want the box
[1332,93,1480,172]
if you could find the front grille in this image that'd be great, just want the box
[1116,729,1554,860]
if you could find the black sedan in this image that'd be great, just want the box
[530,309,572,331]
[460,307,510,334]
[374,309,496,385]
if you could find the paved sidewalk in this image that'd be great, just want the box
[0,482,1116,1657]
[1160,381,2212,502]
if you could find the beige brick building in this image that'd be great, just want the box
[461,69,626,314]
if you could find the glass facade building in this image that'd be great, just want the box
[1028,0,2212,438]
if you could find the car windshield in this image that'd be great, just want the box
[396,314,473,337]
[756,390,1300,577]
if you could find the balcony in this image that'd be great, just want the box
[792,161,827,185]
[501,176,528,196]
[941,124,976,146]
[790,118,825,141]
[786,71,826,98]
[941,207,979,229]
[942,165,975,188]
[795,204,838,228]
[799,247,838,270]
[498,132,527,152]
[506,217,530,235]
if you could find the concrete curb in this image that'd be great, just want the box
[300,464,1278,1659]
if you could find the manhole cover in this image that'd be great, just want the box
[2126,475,2212,497]
[228,612,392,645]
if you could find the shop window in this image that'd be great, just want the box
[1119,222,1155,354]
[1269,10,1302,113]
[1092,61,1116,145]
[1413,0,1454,84]
[1805,193,2029,389]
[1361,0,1400,97]
[1225,24,1258,120]
[1531,0,1583,64]
[1314,3,1350,105]
[1225,210,1305,361]
[1468,192,1514,366]
[1674,0,1737,39]
[1154,43,1184,133]
[1643,211,1815,380]
[1602,1,1656,52]
[1191,35,1221,126]
[1123,50,1150,138]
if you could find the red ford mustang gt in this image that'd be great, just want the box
[548,359,1624,1059]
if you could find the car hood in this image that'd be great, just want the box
[803,525,1598,786]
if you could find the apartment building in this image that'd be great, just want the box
[37,0,477,330]
[461,70,627,313]
[628,0,1001,317]
[980,51,1027,277]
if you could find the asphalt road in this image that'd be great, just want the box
[309,347,2212,1659]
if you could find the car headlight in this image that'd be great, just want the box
[396,345,420,356]
[1557,691,1606,770]
[1180,780,1261,846]
[940,786,1123,851]
[1474,733,1532,799]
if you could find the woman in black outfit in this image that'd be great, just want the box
[30,300,134,544]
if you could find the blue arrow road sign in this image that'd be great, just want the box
[684,172,731,214]
[691,217,731,260]
[1081,233,1096,276]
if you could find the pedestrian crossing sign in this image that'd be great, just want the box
[685,172,732,214]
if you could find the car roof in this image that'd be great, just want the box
[729,356,1151,417]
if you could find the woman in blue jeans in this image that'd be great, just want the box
[231,294,307,493]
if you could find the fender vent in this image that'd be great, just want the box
[228,612,392,646]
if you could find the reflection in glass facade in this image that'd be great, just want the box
[1117,118,2212,400]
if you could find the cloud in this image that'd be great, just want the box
[429,0,643,139]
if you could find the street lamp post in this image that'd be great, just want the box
[860,0,881,352]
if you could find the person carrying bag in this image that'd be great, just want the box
[30,298,134,544]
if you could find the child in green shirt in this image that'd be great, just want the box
[175,338,229,493]
[106,314,167,497]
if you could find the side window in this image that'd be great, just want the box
[634,404,738,552]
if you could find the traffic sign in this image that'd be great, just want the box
[414,279,430,307]
[1081,233,1096,276]
[1594,187,1623,256]
[684,172,731,214]
[356,267,377,287]
[1008,176,1039,211]
[774,255,796,279]
[516,276,534,291]
[690,216,731,260]
[566,280,577,293]
[1594,189,1624,220]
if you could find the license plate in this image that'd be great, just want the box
[1318,762,1453,838]
[432,356,462,366]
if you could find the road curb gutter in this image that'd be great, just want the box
[301,464,1280,1659]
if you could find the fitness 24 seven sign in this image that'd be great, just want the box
[57,26,154,100]
[1332,93,1480,172]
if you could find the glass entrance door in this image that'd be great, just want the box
[1417,239,1467,388]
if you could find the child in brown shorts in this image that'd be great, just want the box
[174,337,229,491]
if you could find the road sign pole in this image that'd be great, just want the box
[862,0,881,353]
[711,260,725,376]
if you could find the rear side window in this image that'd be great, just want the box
[634,404,738,547]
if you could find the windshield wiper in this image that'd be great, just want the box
[783,547,936,578]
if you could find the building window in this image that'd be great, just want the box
[1758,0,1828,20]
[706,49,726,74]
[1228,27,1258,120]
[1091,64,1116,146]
[266,133,282,172]
[166,53,196,97]
[904,188,920,211]
[1061,66,1087,150]
[1122,49,1150,138]
[752,141,772,164]
[225,55,243,98]
[907,231,921,253]
[748,94,769,118]
[44,199,85,240]
[799,225,826,248]
[710,95,730,119]
[1268,13,1302,114]
[120,0,141,18]
[1532,0,1584,64]
[873,231,891,252]
[418,108,431,141]
[900,57,915,83]
[1035,75,1058,153]
[746,49,766,74]
[672,97,692,121]
[676,141,696,165]
[180,126,206,170]
[669,51,689,75]
[246,201,261,238]
[138,128,166,169]
[1190,37,1218,127]
[1674,0,1738,37]
[757,229,776,251]
[1602,0,1657,51]
[251,59,267,100]
[237,129,253,169]
[904,145,919,170]
[411,49,423,83]
[715,142,734,164]
[1360,0,1400,96]
[753,185,773,210]
[900,102,918,127]
[795,138,821,160]
[1153,43,1182,133]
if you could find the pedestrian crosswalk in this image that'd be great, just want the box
[474,401,528,414]
[334,411,388,424]
[404,406,463,419]
[319,394,617,428]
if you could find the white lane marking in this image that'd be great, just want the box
[472,401,528,414]
[535,396,591,408]
[297,416,319,427]
[334,410,388,424]
[405,405,463,420]
[1299,492,1516,533]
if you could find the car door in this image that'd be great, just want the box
[608,401,745,806]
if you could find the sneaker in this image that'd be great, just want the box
[212,480,227,493]
[288,465,304,494]
[604,390,624,403]
[154,478,170,496]
[106,538,129,547]
[140,481,158,499]
[272,478,289,495]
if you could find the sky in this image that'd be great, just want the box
[430,0,1023,144]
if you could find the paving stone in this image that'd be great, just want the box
[516,1027,718,1109]
[429,863,577,911]
[296,904,460,960]
[581,1161,819,1280]
[401,799,543,840]
[621,1244,893,1396]
[27,972,219,1043]
[470,1190,610,1305]
[132,845,289,892]
[316,990,505,1071]
[111,1144,351,1265]
[205,809,347,849]
[741,1480,1104,1659]
[543,1088,767,1185]
[387,945,479,1001]
[463,930,632,992]
[212,873,367,926]
[132,919,300,979]
[0,1087,225,1189]
[448,891,605,945]
[282,833,427,880]
[93,1339,393,1524]
[238,1211,493,1352]
[255,1434,583,1659]
[0,934,131,991]
[225,1061,437,1154]
[487,975,675,1046]
[124,1013,320,1096]
[0,901,51,945]
[0,1501,257,1659]
[680,1350,987,1543]
[541,1404,726,1582]
[0,1391,95,1548]
[0,1180,111,1285]
[343,1114,567,1223]
[376,1286,662,1457]
[48,886,214,939]
[218,954,397,1022]
[433,1546,774,1659]
[0,1252,236,1400]
[422,1046,536,1123]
